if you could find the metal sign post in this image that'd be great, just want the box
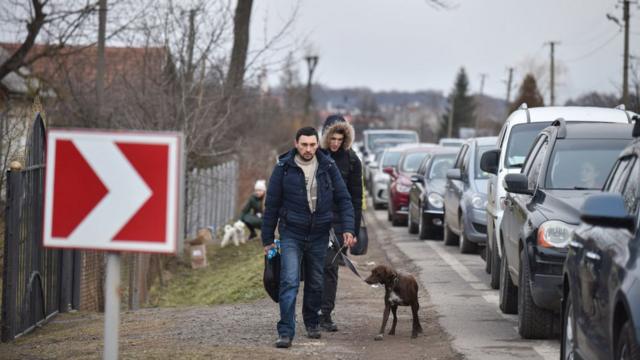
[104,252,121,360]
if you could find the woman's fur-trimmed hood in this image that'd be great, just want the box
[321,121,355,150]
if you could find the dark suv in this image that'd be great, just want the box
[499,120,632,339]
[562,120,640,359]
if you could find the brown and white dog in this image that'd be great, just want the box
[364,264,423,340]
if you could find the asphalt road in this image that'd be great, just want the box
[368,208,560,360]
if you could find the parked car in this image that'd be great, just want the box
[361,129,419,165]
[482,104,635,291]
[407,147,458,239]
[370,147,404,209]
[438,138,465,149]
[561,122,640,359]
[443,137,497,253]
[498,120,632,339]
[387,145,437,226]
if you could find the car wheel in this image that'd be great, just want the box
[418,211,430,240]
[485,241,492,274]
[518,250,554,338]
[391,212,404,227]
[499,248,518,314]
[459,215,478,254]
[443,214,459,246]
[617,321,640,360]
[408,207,419,234]
[561,289,576,360]
[489,235,501,290]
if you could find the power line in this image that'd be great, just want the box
[565,31,621,62]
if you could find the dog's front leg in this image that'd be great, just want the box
[374,303,390,341]
[411,301,422,338]
[388,305,398,335]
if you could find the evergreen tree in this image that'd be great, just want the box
[439,67,476,139]
[509,73,544,113]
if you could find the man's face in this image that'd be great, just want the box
[295,135,318,160]
[329,133,344,152]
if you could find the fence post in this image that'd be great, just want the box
[1,169,21,341]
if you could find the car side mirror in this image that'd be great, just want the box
[410,174,423,183]
[503,173,533,195]
[383,167,396,177]
[480,149,500,175]
[446,168,462,180]
[581,193,635,231]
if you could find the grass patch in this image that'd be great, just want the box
[147,240,266,307]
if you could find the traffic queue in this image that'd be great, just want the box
[358,104,640,360]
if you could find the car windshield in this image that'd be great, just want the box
[505,122,550,168]
[475,145,494,179]
[381,151,402,169]
[545,139,630,190]
[428,154,456,179]
[369,133,418,152]
[401,152,429,173]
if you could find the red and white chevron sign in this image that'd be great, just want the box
[43,130,183,253]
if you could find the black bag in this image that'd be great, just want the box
[263,254,281,303]
[350,218,368,255]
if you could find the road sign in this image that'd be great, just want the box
[44,129,183,254]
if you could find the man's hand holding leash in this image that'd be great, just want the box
[342,232,357,248]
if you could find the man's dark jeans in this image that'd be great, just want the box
[277,236,328,339]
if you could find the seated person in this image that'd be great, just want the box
[241,180,266,240]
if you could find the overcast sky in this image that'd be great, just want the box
[251,0,640,104]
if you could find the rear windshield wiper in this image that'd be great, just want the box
[572,186,597,190]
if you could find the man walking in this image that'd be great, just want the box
[262,126,356,349]
[319,115,363,332]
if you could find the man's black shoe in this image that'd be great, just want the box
[320,315,338,332]
[275,336,292,348]
[306,326,322,339]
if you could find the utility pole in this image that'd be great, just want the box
[304,55,319,116]
[96,0,107,126]
[476,73,487,131]
[479,73,488,96]
[547,41,559,106]
[505,67,514,109]
[622,0,631,107]
[447,96,455,138]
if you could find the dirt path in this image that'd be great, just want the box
[0,210,461,360]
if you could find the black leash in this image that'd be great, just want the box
[329,229,364,281]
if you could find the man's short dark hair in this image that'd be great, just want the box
[295,126,319,142]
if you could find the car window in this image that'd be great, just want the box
[622,157,640,215]
[368,133,419,153]
[545,139,630,190]
[504,122,550,168]
[428,154,456,179]
[475,145,495,179]
[381,151,402,169]
[417,156,429,176]
[606,157,634,192]
[523,135,546,175]
[526,140,548,189]
[454,145,468,169]
[401,152,430,173]
[462,146,471,175]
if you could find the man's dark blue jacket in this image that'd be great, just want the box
[261,148,355,246]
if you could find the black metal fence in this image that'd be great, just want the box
[1,113,80,342]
